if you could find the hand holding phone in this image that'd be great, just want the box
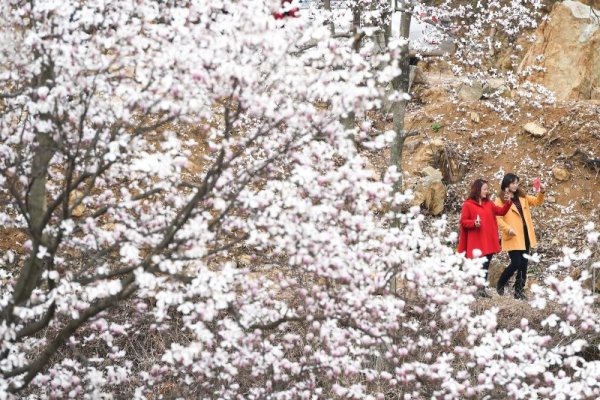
[475,214,481,227]
[533,177,541,192]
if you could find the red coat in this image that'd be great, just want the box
[457,199,512,258]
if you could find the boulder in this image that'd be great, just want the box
[519,1,600,101]
[487,260,504,288]
[411,167,446,215]
[420,166,444,180]
[410,138,445,167]
[409,65,427,86]
[552,167,571,181]
[408,139,465,183]
[523,122,547,137]
[409,190,425,208]
[457,81,484,102]
[483,78,510,98]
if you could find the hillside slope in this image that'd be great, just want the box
[399,78,600,289]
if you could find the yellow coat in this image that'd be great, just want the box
[494,193,544,251]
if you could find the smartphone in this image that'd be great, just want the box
[533,177,541,192]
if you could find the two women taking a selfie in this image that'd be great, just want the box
[458,173,545,299]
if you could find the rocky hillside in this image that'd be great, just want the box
[364,91,599,293]
[365,0,600,293]
[387,0,600,346]
[404,93,599,268]
[520,0,600,101]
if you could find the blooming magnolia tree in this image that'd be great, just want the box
[430,0,556,111]
[300,0,549,192]
[0,0,599,399]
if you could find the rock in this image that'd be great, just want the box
[483,78,510,98]
[409,65,427,85]
[487,260,504,287]
[410,139,445,167]
[420,166,444,180]
[412,168,446,216]
[519,1,600,101]
[458,81,484,102]
[410,191,425,208]
[551,238,560,246]
[553,167,571,181]
[547,195,556,203]
[523,122,547,137]
[470,112,480,123]
[419,180,446,215]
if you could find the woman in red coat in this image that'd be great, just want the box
[458,179,512,297]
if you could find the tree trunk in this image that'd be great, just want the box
[388,7,417,294]
[13,131,56,306]
[323,0,334,34]
[341,6,362,131]
[10,59,58,308]
[389,10,413,195]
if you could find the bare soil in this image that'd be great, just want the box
[380,74,600,291]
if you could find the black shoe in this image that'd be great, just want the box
[476,288,491,298]
[514,291,527,300]
[496,283,505,296]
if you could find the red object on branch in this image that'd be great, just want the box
[273,0,299,20]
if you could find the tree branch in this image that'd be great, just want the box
[9,277,137,393]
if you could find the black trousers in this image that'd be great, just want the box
[497,249,529,295]
[482,254,493,280]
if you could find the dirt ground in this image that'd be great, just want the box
[374,73,600,290]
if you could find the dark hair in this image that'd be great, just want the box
[499,172,526,201]
[468,178,488,201]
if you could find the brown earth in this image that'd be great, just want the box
[0,228,28,255]
[375,75,600,290]
[402,97,600,229]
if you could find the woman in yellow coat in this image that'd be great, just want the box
[494,173,545,299]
